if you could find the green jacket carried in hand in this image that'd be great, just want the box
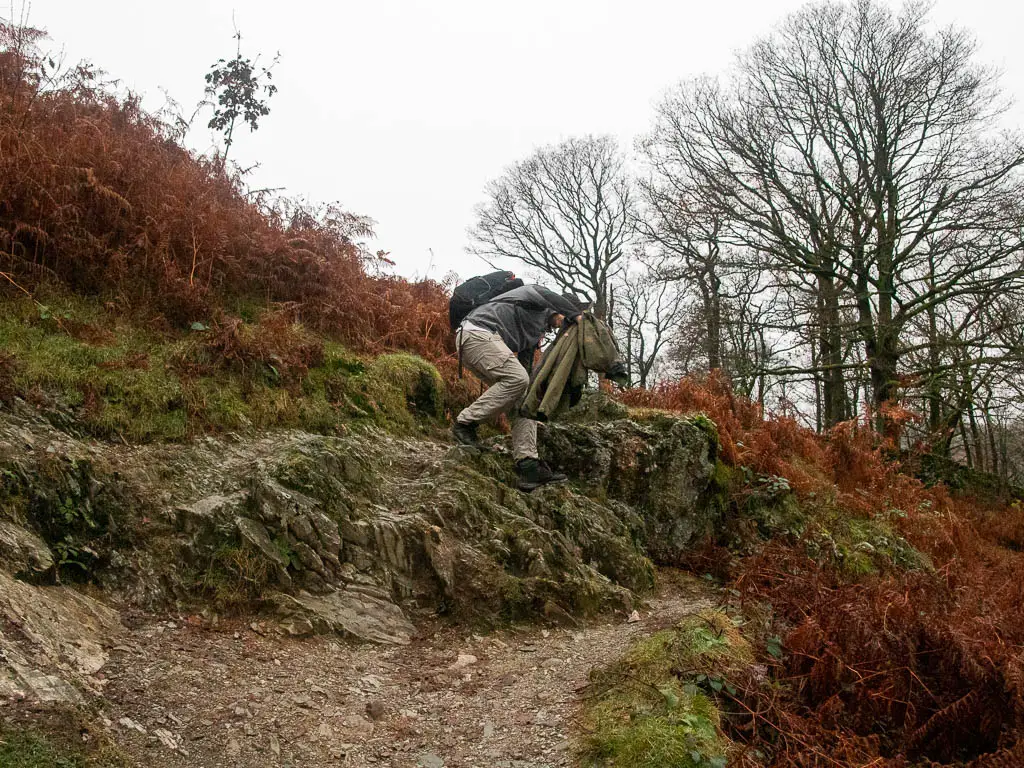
[521,313,628,422]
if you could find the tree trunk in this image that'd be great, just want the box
[593,278,609,322]
[817,274,849,428]
[960,419,973,468]
[706,269,722,371]
[867,330,900,436]
[984,395,999,478]
[967,406,984,471]
[623,323,634,387]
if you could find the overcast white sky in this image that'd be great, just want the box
[22,0,1024,282]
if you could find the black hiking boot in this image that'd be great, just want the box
[516,458,568,492]
[451,420,480,447]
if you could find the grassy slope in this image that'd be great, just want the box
[0,292,448,442]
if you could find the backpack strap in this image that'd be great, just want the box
[457,327,465,379]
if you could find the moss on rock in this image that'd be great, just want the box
[824,513,931,577]
[732,483,930,579]
[581,610,749,767]
[363,353,446,426]
[540,414,717,564]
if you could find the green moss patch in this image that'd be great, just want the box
[363,353,446,426]
[734,480,929,580]
[581,610,750,767]
[825,513,932,577]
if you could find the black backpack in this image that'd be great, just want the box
[448,270,524,331]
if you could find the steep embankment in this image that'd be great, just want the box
[0,347,728,767]
[5,296,1023,768]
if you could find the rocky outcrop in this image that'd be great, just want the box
[0,391,720,705]
[162,430,655,637]
[0,519,54,575]
[0,569,123,703]
[540,410,720,564]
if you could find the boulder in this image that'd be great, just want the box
[540,411,718,563]
[0,570,123,703]
[0,520,54,575]
[271,584,416,645]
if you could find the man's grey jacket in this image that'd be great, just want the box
[462,285,581,355]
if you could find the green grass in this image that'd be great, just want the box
[0,294,446,442]
[0,729,86,768]
[584,688,724,768]
[0,720,125,768]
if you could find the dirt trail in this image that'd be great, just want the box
[100,574,713,768]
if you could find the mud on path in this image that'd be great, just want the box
[100,573,713,768]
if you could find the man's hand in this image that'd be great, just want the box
[549,312,583,330]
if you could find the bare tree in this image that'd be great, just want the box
[635,181,792,409]
[468,135,636,319]
[723,268,788,408]
[613,263,686,388]
[647,0,1024,431]
[636,189,729,370]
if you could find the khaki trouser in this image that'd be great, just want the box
[455,328,538,461]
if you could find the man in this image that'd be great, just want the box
[452,284,584,491]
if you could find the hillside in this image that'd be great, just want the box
[5,305,1024,768]
[3,17,1024,768]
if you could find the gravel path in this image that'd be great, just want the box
[101,573,713,767]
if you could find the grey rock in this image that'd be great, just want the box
[175,492,246,533]
[290,539,327,576]
[271,585,414,645]
[0,570,122,703]
[235,517,288,568]
[540,413,717,563]
[280,617,314,637]
[309,510,342,559]
[450,653,478,670]
[0,521,54,574]
[287,513,318,549]
[417,754,445,768]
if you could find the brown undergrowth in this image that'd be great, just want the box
[624,374,1024,766]
[0,22,458,386]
